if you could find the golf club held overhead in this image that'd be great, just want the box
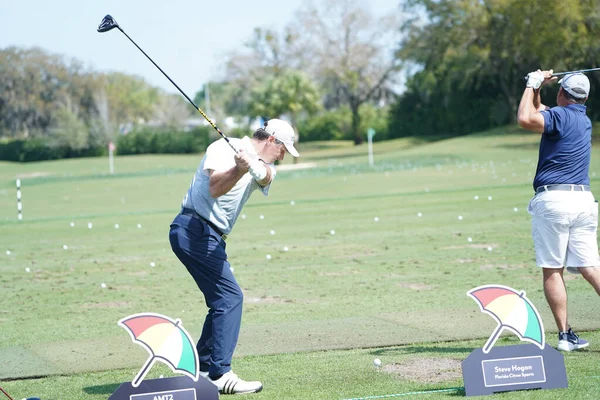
[96,15,238,154]
[523,67,600,81]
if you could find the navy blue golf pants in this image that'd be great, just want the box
[169,213,243,377]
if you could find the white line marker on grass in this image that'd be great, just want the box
[342,387,463,400]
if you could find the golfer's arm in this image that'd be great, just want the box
[517,88,545,133]
[208,167,246,198]
[531,89,548,112]
[254,163,273,187]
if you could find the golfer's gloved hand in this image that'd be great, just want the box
[248,159,267,181]
[234,150,251,173]
[526,70,544,89]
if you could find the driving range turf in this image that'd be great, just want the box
[1,125,600,399]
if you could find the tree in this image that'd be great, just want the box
[398,0,600,127]
[101,72,160,127]
[294,0,401,144]
[0,47,71,138]
[48,98,88,150]
[248,70,321,161]
[193,81,249,122]
[152,93,191,129]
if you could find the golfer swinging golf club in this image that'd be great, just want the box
[169,119,299,394]
[518,69,600,351]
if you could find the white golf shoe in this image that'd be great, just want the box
[210,371,263,394]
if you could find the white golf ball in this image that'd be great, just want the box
[87,222,93,229]
[487,246,493,251]
[374,358,381,367]
[62,245,68,250]
[114,224,120,229]
[474,195,479,200]
[241,214,246,219]
[513,207,519,212]
[283,246,289,252]
[70,222,75,227]
[259,215,265,220]
[290,200,295,206]
[488,196,493,201]
[467,237,473,242]
[417,212,422,217]
[266,254,272,260]
[159,374,164,379]
[100,283,107,288]
[6,250,10,255]
[150,262,156,267]
[330,230,336,235]
[374,217,379,222]
[270,230,275,235]
[25,267,30,272]
[137,224,142,228]
[458,216,463,220]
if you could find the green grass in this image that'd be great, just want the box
[1,126,600,399]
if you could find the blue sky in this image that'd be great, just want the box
[0,0,400,95]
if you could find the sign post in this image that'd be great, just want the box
[108,141,116,174]
[367,128,376,167]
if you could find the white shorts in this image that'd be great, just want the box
[528,190,600,272]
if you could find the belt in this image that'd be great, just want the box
[180,208,227,240]
[535,184,591,194]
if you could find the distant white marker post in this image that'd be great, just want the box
[16,178,22,221]
[367,128,376,167]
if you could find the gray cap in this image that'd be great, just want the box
[559,73,590,99]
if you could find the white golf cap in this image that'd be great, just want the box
[559,73,590,99]
[263,119,299,157]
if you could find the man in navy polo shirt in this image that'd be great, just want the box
[518,69,600,351]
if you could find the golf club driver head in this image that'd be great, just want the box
[97,15,119,33]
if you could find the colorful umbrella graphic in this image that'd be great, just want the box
[119,313,199,387]
[467,285,545,353]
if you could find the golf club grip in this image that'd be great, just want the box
[117,28,238,154]
[522,72,563,82]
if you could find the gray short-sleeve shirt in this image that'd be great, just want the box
[181,136,276,234]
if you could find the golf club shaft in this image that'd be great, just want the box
[0,387,14,400]
[552,67,600,77]
[523,67,600,81]
[116,27,237,154]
